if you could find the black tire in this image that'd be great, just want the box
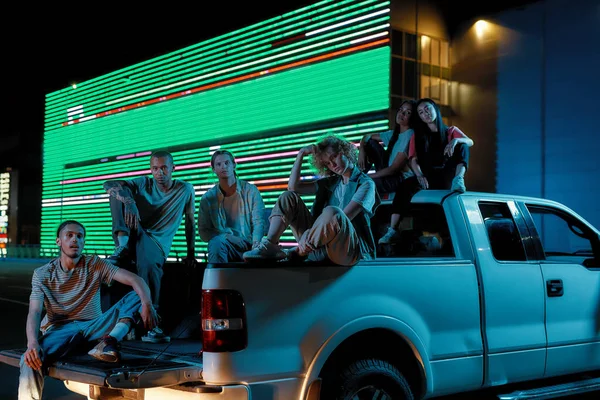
[330,358,414,400]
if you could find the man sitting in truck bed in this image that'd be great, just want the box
[103,150,196,343]
[19,220,158,400]
[198,149,266,263]
[243,135,379,265]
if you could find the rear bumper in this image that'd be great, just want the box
[67,381,250,399]
[67,377,308,400]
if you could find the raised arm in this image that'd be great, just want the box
[358,133,382,171]
[24,298,44,371]
[184,190,196,265]
[103,180,140,229]
[103,180,135,204]
[444,127,474,157]
[113,268,158,330]
[288,145,318,195]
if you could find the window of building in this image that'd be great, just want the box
[393,30,450,104]
[392,29,403,56]
[421,35,431,64]
[391,57,403,96]
[405,33,417,59]
[404,60,417,98]
[431,38,440,66]
[430,77,441,98]
[416,34,450,105]
[420,75,430,98]
[440,79,449,105]
[441,41,449,68]
[479,202,527,261]
[378,203,454,258]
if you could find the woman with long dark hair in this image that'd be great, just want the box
[357,100,420,244]
[358,100,417,194]
[409,98,473,192]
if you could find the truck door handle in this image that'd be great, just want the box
[546,279,563,297]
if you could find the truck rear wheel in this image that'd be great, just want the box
[332,358,414,400]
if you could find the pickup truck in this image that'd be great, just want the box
[2,190,600,400]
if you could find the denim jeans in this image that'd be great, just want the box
[18,291,141,400]
[110,197,166,307]
[207,235,251,263]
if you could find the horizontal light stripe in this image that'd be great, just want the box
[350,30,389,44]
[63,39,388,128]
[306,8,390,36]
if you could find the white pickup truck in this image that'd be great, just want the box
[2,190,600,400]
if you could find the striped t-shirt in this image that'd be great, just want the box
[30,255,119,332]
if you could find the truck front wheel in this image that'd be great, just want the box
[330,358,414,400]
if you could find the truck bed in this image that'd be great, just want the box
[0,339,203,389]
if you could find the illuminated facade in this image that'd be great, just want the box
[41,0,393,259]
[40,0,600,259]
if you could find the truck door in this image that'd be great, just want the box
[462,197,547,385]
[519,202,600,377]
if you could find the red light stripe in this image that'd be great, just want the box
[62,38,389,127]
[271,33,307,47]
[255,184,288,191]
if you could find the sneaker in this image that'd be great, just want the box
[378,227,402,244]
[243,237,286,261]
[124,329,137,341]
[142,327,171,343]
[419,236,441,252]
[107,245,130,265]
[451,176,466,193]
[88,335,121,363]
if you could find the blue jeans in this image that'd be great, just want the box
[110,196,166,307]
[18,291,142,400]
[207,235,251,263]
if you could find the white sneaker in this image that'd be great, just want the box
[243,237,286,261]
[141,327,170,343]
[451,176,466,193]
[378,227,402,244]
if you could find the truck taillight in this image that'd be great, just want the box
[201,289,247,352]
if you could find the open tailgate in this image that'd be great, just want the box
[0,340,203,389]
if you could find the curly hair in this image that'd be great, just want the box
[310,135,358,176]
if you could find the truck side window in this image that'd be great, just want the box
[525,205,600,268]
[479,202,527,262]
[379,204,454,258]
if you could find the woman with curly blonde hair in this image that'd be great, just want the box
[243,135,379,265]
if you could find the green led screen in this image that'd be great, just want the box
[42,0,392,259]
